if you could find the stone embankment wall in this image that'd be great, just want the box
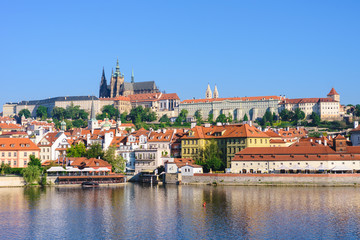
[0,176,25,187]
[181,173,360,186]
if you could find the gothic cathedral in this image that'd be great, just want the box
[99,60,160,98]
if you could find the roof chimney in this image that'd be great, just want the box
[355,121,359,129]
[324,140,327,146]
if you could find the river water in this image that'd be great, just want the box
[1,184,360,239]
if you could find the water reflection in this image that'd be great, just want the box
[1,185,360,239]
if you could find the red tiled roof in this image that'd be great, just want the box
[181,124,270,140]
[280,97,336,104]
[148,130,174,142]
[0,138,40,151]
[70,157,112,168]
[129,93,179,102]
[181,96,282,104]
[327,88,339,96]
[0,123,22,129]
[110,136,127,147]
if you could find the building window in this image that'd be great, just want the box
[8,152,11,157]
[1,153,4,157]
[24,161,27,166]
[14,161,17,166]
[14,152,17,157]
[24,152,27,157]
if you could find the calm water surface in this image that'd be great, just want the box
[1,184,360,239]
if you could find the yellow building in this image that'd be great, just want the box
[181,124,270,167]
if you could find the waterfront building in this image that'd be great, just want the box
[164,158,202,175]
[134,148,162,173]
[181,124,270,167]
[350,121,360,146]
[0,138,40,167]
[231,135,360,173]
[279,88,341,120]
[69,157,112,172]
[180,85,283,121]
[37,132,70,162]
[99,60,159,98]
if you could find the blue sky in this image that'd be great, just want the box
[1,1,360,112]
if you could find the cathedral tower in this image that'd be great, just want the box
[213,84,219,99]
[113,59,124,97]
[205,83,212,99]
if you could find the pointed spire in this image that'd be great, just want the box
[116,58,120,73]
[131,68,135,83]
[213,84,219,99]
[102,67,105,77]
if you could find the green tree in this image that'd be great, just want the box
[72,119,87,128]
[227,113,233,123]
[36,106,48,120]
[310,112,321,126]
[208,113,214,123]
[128,106,156,124]
[0,163,11,175]
[64,119,73,130]
[97,105,120,120]
[51,107,66,120]
[103,146,126,173]
[22,165,41,185]
[66,143,87,157]
[196,140,224,172]
[243,114,249,122]
[175,109,188,125]
[293,108,305,122]
[159,114,170,123]
[355,104,360,117]
[215,114,227,123]
[18,109,31,118]
[120,111,128,122]
[194,110,203,125]
[86,143,104,159]
[28,155,42,168]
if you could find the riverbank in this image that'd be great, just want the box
[180,173,360,186]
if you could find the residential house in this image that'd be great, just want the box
[0,138,40,167]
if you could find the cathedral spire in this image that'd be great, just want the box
[213,84,219,99]
[205,83,212,99]
[116,59,120,73]
[131,68,135,83]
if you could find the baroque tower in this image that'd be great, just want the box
[205,83,212,99]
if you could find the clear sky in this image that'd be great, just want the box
[1,1,360,112]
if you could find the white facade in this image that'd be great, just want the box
[180,165,203,176]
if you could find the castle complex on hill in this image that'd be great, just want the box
[99,60,160,98]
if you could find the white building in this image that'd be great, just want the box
[351,121,360,147]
